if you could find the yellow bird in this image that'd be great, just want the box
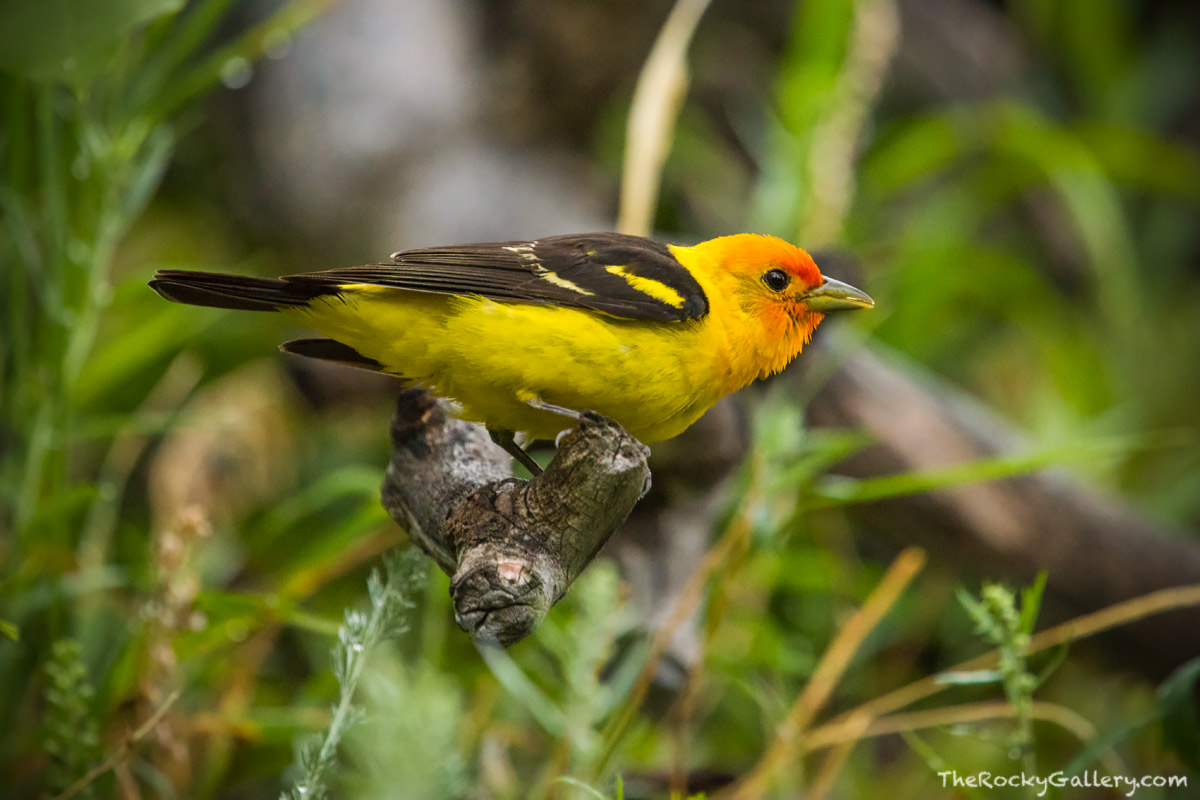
[150,232,873,472]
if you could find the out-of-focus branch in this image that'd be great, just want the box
[380,390,650,647]
[604,326,1200,681]
[803,341,1200,679]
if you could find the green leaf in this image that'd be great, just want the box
[954,585,991,634]
[1018,571,1047,637]
[0,0,184,84]
[1062,713,1156,777]
[864,113,964,192]
[1076,120,1200,202]
[71,300,210,408]
[1157,656,1200,774]
[1032,640,1070,690]
[808,436,1139,509]
[193,590,342,636]
[478,644,567,737]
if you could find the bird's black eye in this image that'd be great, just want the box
[762,268,791,292]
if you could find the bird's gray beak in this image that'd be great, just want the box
[802,276,874,312]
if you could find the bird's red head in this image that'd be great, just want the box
[690,233,873,380]
[701,234,823,290]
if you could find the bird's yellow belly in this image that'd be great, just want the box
[291,289,730,442]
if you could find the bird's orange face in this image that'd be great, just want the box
[697,234,874,377]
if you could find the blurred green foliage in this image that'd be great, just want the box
[2,0,1199,798]
[0,0,185,85]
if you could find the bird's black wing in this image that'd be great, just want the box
[281,232,709,322]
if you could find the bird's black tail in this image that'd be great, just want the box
[149,270,336,312]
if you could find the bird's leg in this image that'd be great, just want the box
[519,392,583,421]
[491,394,585,477]
[489,428,544,477]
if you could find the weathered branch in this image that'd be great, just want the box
[381,389,650,647]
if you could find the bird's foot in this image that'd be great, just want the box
[489,428,544,477]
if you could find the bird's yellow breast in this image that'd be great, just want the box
[289,286,740,442]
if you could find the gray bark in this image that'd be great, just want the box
[381,389,650,647]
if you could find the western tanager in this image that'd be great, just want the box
[150,232,873,472]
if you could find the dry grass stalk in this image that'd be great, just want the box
[719,547,926,800]
[50,691,180,800]
[617,0,715,236]
[594,510,754,777]
[811,582,1200,743]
